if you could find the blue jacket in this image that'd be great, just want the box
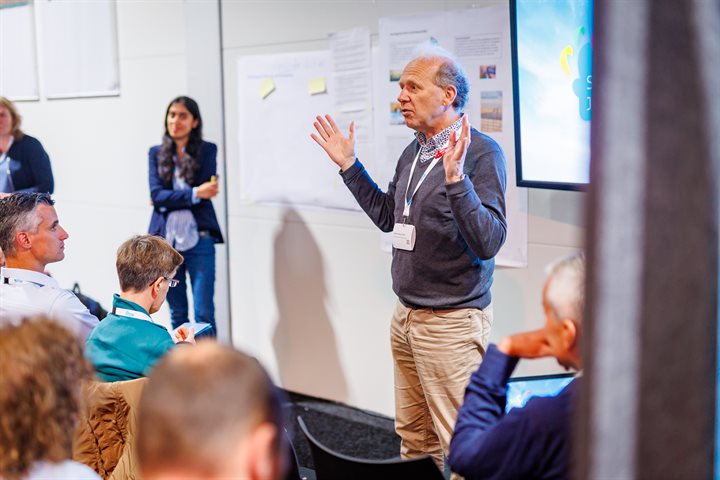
[6,134,54,193]
[449,345,576,480]
[147,140,223,243]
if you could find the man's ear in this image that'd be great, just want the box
[15,231,31,252]
[150,277,163,299]
[444,84,457,108]
[561,319,578,351]
[247,423,283,480]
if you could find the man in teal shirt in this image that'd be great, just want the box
[86,235,193,381]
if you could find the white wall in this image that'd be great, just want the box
[14,0,230,338]
[13,0,585,418]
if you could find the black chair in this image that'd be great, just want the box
[283,427,303,480]
[297,416,444,480]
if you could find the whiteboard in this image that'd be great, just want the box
[0,2,39,101]
[38,0,119,98]
[236,51,365,211]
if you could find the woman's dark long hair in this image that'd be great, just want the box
[157,96,203,185]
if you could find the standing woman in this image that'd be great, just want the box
[0,97,54,195]
[148,96,223,336]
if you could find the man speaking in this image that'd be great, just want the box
[312,45,507,469]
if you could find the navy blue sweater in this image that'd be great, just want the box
[341,129,506,309]
[449,345,576,480]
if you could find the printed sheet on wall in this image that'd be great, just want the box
[236,50,373,211]
[0,0,39,101]
[38,0,119,98]
[377,6,528,267]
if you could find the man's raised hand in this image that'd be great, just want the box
[311,114,356,172]
[444,114,471,184]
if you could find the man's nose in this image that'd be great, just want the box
[397,89,408,103]
[59,227,69,240]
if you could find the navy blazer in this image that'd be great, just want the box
[449,345,574,479]
[147,141,224,244]
[5,134,54,193]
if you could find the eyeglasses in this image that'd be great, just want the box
[164,277,179,288]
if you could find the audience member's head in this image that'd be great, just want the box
[138,342,287,480]
[542,252,586,370]
[116,234,183,314]
[0,317,94,480]
[0,192,67,272]
[0,96,24,138]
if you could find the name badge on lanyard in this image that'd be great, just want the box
[392,144,446,252]
[392,223,416,251]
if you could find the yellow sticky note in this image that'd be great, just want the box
[308,77,327,95]
[260,77,276,99]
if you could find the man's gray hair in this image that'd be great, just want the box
[410,43,470,113]
[0,193,54,257]
[544,252,586,326]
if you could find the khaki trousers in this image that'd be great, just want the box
[391,300,492,472]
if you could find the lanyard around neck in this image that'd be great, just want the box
[403,143,448,218]
[113,306,155,324]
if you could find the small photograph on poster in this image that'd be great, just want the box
[390,101,405,125]
[480,65,496,79]
[480,91,503,132]
[389,69,402,82]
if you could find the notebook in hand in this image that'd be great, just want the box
[172,322,212,337]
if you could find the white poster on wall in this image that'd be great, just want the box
[378,6,528,267]
[38,0,119,98]
[329,27,374,147]
[0,1,39,101]
[237,50,367,211]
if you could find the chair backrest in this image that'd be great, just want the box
[73,378,148,480]
[297,416,444,480]
[283,427,303,480]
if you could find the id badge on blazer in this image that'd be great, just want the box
[392,223,416,251]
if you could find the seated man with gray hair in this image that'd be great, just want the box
[449,253,585,480]
[137,342,288,480]
[85,234,193,382]
[0,192,98,340]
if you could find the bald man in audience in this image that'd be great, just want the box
[137,342,288,480]
[0,192,98,339]
[449,253,585,480]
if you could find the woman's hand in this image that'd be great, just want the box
[196,180,219,199]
